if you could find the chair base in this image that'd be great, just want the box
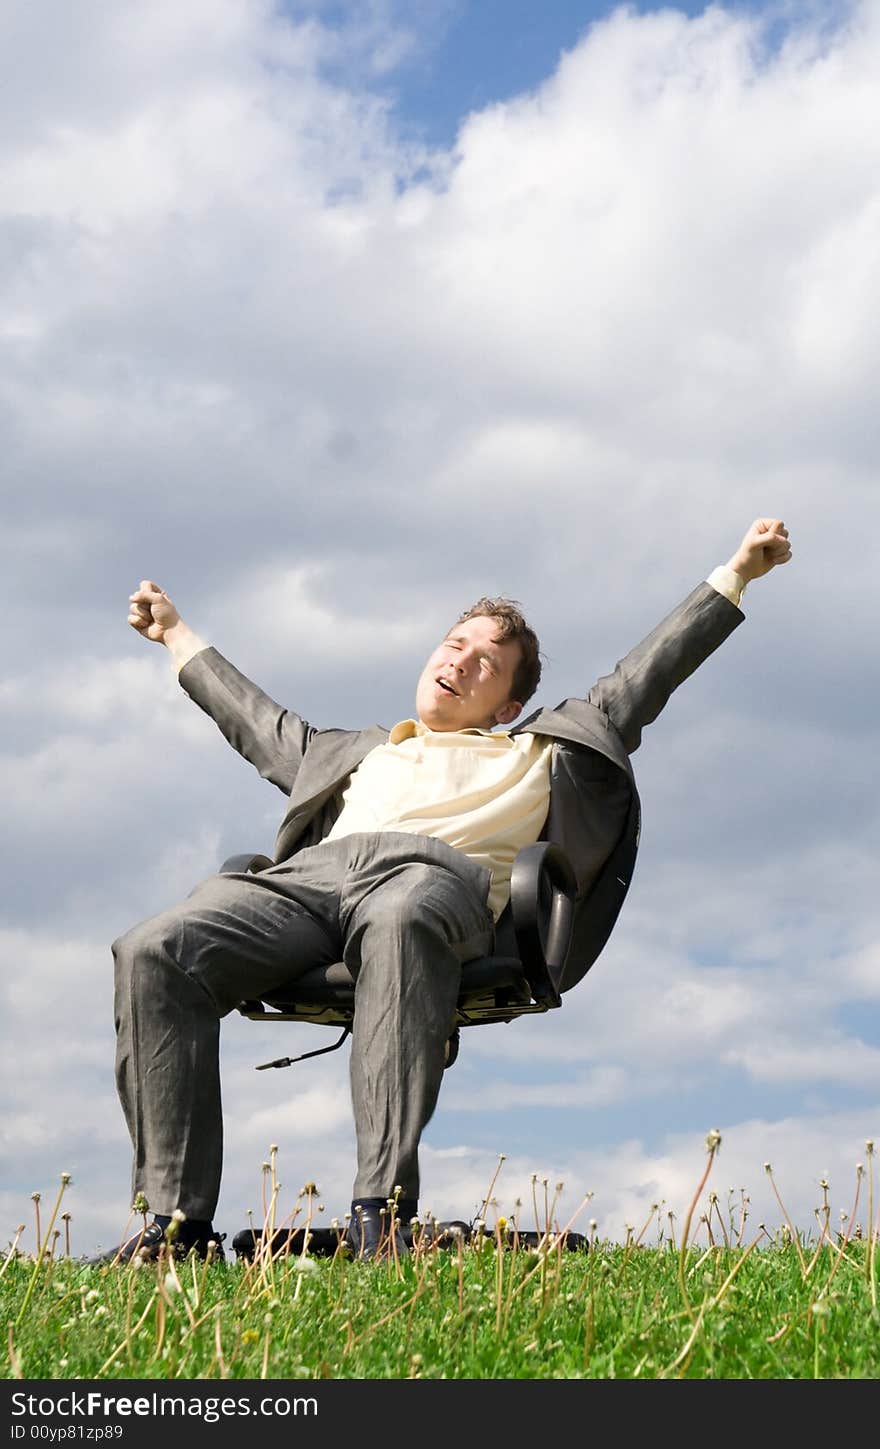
[231,1223,587,1261]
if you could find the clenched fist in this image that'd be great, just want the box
[128,581,182,643]
[726,519,792,584]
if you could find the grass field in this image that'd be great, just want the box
[3,1135,878,1381]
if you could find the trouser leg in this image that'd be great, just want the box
[112,834,493,1221]
[112,868,340,1221]
[339,835,494,1202]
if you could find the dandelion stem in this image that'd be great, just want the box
[31,1194,41,1258]
[662,1295,709,1378]
[864,1141,875,1307]
[96,1292,157,1378]
[14,1176,71,1329]
[763,1162,806,1273]
[477,1154,507,1225]
[677,1130,721,1316]
[0,1227,26,1282]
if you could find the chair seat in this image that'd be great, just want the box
[239,953,538,1029]
[233,840,577,1057]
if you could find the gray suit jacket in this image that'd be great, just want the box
[179,581,743,993]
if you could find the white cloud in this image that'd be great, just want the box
[418,1107,880,1242]
[1,0,878,1251]
[212,560,426,664]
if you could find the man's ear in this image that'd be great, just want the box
[494,700,522,727]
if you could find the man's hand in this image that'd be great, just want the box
[128,581,207,669]
[725,518,792,584]
[128,580,183,643]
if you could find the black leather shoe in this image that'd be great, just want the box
[345,1207,410,1262]
[87,1222,226,1265]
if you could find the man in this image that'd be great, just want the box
[102,517,791,1262]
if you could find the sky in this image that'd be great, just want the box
[1,0,878,1258]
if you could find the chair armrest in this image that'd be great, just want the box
[220,852,274,874]
[508,842,577,1008]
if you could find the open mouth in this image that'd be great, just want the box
[436,678,458,696]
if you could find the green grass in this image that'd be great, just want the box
[3,1225,879,1380]
[3,1139,878,1380]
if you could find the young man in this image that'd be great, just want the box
[102,517,791,1262]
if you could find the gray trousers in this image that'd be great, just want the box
[112,833,494,1221]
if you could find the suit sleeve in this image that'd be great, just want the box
[587,582,744,754]
[178,647,317,795]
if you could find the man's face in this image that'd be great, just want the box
[415,615,523,732]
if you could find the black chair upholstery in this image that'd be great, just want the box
[229,842,578,1071]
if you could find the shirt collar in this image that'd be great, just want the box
[389,719,509,744]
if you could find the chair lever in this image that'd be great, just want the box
[255,1026,351,1070]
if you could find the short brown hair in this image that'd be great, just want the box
[454,596,542,707]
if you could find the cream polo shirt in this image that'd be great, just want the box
[326,723,554,920]
[170,566,746,920]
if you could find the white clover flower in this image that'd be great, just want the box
[293,1257,318,1275]
[163,1273,180,1294]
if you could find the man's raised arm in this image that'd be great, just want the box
[126,579,314,795]
[586,517,793,754]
